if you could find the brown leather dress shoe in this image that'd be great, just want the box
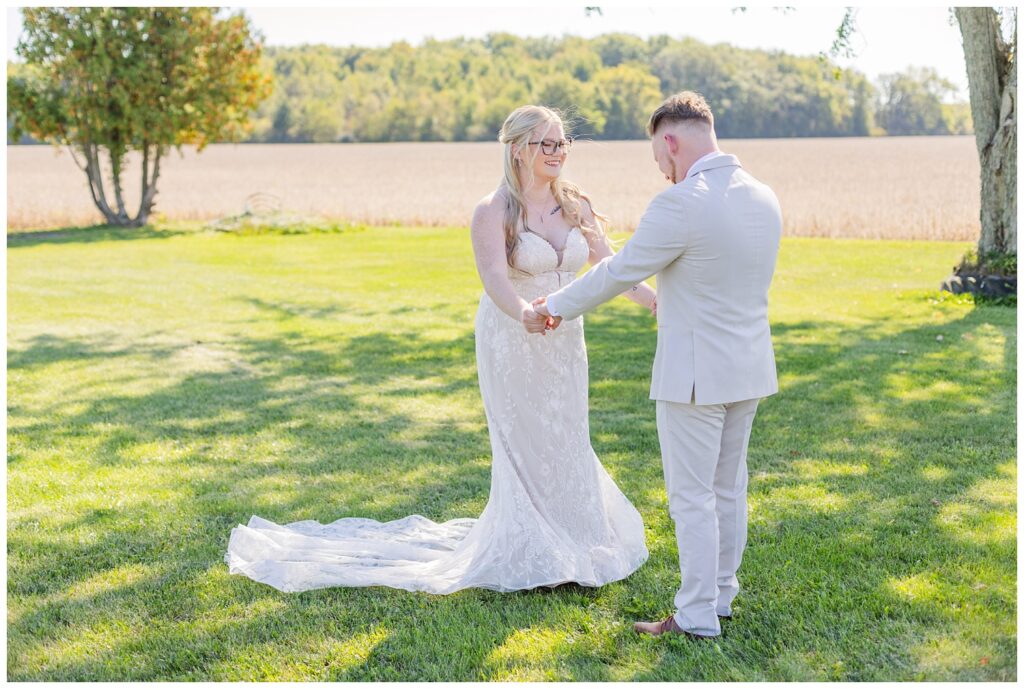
[632,614,712,639]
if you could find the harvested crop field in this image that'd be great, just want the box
[8,136,979,240]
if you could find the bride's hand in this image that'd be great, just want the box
[532,297,562,331]
[521,304,549,335]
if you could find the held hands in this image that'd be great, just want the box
[532,297,562,332]
[520,298,561,335]
[520,303,554,335]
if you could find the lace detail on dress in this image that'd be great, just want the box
[224,227,649,593]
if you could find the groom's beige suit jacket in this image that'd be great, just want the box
[547,153,782,406]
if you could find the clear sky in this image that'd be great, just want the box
[6,3,970,100]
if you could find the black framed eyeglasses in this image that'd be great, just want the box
[527,137,574,155]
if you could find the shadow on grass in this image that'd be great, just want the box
[587,301,1015,681]
[7,223,191,248]
[6,296,1017,680]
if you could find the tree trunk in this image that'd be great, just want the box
[74,142,161,227]
[136,143,151,225]
[956,7,1017,257]
[79,143,121,226]
[134,145,163,227]
[109,148,130,225]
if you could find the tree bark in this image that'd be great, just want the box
[136,143,151,224]
[75,141,160,227]
[81,143,120,225]
[109,149,130,224]
[134,145,162,227]
[956,7,1017,257]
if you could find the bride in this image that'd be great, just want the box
[225,105,656,593]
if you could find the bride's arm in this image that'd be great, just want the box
[580,201,657,312]
[471,193,548,332]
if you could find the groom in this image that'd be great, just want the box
[533,92,782,639]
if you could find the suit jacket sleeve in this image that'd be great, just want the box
[548,190,688,321]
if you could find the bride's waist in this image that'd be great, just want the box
[507,271,577,297]
[508,269,578,282]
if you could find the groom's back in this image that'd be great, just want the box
[654,159,782,405]
[678,165,781,314]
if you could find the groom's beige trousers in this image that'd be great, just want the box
[656,396,760,637]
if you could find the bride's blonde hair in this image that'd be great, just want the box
[498,105,609,263]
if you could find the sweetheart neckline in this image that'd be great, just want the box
[521,226,580,268]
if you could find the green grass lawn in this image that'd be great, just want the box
[7,224,1016,680]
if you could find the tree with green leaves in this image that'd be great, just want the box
[8,7,272,227]
[8,20,973,149]
[876,67,958,136]
[592,64,663,139]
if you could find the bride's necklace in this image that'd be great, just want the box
[525,199,562,225]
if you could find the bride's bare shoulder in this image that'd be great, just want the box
[472,187,509,229]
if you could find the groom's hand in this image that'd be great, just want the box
[520,304,549,335]
[532,297,562,331]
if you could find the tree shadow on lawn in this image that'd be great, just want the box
[584,302,1015,681]
[7,223,191,248]
[8,323,608,679]
[7,299,1017,680]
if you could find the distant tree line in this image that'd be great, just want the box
[9,32,972,144]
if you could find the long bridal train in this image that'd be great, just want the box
[226,225,648,593]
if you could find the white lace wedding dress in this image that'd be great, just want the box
[225,226,649,593]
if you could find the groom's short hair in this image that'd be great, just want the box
[647,92,714,136]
